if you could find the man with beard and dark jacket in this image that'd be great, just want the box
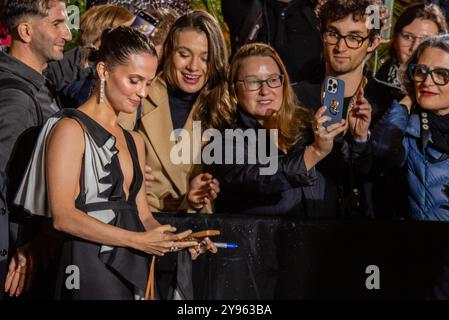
[222,0,324,84]
[0,0,71,298]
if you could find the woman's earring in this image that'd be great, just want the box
[100,79,105,103]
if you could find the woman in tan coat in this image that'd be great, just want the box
[119,11,231,213]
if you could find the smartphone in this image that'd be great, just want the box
[322,76,345,127]
[131,11,159,37]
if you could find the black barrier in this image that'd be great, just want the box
[153,213,449,299]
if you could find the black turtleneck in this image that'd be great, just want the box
[167,85,199,130]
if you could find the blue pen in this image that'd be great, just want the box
[215,242,238,249]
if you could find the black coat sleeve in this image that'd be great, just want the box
[45,47,85,92]
[210,132,317,195]
[0,89,36,174]
[314,133,372,185]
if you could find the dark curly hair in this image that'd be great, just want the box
[318,0,386,42]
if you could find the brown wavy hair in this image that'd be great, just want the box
[229,43,313,149]
[158,10,232,131]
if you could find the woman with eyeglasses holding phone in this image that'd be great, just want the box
[373,35,449,222]
[210,43,370,216]
[375,3,447,101]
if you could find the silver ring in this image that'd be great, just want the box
[170,245,177,252]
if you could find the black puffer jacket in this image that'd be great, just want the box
[211,108,372,217]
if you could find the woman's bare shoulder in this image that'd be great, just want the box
[48,117,85,150]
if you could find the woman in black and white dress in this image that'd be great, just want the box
[15,27,198,299]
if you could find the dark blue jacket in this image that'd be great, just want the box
[373,100,449,221]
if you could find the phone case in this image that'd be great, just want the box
[322,76,345,127]
[131,11,159,37]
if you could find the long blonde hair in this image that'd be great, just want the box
[159,10,232,131]
[229,43,313,149]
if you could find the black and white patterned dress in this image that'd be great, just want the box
[15,108,148,299]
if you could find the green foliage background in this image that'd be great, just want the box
[66,0,413,69]
[66,0,86,49]
[369,0,413,72]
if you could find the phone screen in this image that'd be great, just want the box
[131,11,159,37]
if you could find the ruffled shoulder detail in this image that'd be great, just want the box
[14,109,122,217]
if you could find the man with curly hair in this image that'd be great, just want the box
[296,0,386,116]
[295,0,392,218]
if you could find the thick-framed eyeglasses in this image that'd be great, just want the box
[235,74,284,91]
[323,30,370,49]
[398,32,429,47]
[408,64,449,86]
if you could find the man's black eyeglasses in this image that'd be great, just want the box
[323,30,370,49]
